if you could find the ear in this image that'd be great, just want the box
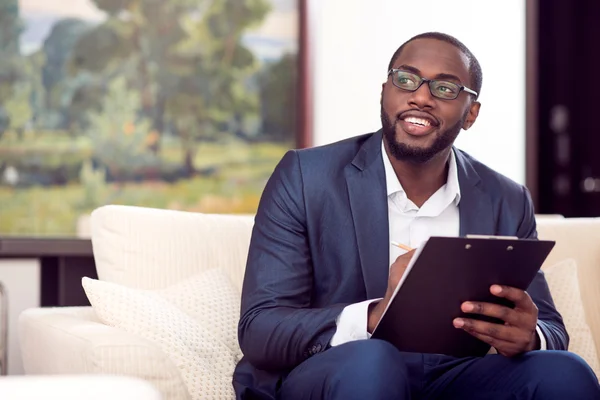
[380,83,385,105]
[462,101,481,130]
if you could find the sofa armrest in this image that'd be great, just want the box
[18,307,190,400]
[0,375,162,400]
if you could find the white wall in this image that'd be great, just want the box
[309,0,526,184]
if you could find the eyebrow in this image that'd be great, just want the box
[396,64,464,84]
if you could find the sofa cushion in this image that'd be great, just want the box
[537,217,600,357]
[90,205,254,292]
[544,258,600,377]
[83,268,242,400]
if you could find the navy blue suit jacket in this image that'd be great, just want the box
[234,131,568,399]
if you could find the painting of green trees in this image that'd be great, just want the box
[0,0,299,236]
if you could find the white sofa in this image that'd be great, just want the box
[18,206,600,399]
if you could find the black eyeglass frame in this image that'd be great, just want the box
[387,69,478,100]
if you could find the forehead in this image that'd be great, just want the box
[393,39,470,83]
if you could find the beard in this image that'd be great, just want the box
[381,105,466,164]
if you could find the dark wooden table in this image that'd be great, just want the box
[0,237,97,307]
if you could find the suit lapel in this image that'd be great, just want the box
[344,143,496,298]
[345,131,389,299]
[455,149,496,236]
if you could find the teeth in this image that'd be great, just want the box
[405,117,431,127]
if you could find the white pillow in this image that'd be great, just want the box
[156,269,242,360]
[82,268,241,400]
[544,258,600,377]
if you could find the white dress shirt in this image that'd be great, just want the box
[330,141,547,351]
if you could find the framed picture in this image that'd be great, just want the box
[0,0,310,237]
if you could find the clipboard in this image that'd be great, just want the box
[371,236,555,358]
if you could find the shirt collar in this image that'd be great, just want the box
[381,140,461,205]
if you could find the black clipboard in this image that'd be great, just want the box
[371,236,555,358]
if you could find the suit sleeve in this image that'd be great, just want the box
[516,186,569,351]
[238,150,347,371]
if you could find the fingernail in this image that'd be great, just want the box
[462,302,474,312]
[491,285,502,294]
[453,318,464,328]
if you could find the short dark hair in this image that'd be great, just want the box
[387,32,483,99]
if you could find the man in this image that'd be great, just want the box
[234,32,600,399]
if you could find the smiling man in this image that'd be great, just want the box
[234,32,600,400]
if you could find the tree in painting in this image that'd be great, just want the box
[0,0,299,236]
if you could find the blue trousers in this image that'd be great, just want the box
[277,339,600,400]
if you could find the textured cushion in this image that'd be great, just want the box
[544,258,600,377]
[83,268,242,400]
[156,269,242,359]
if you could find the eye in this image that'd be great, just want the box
[432,81,461,98]
[438,85,456,93]
[395,72,419,89]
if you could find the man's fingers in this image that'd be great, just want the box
[461,301,519,325]
[394,249,416,262]
[460,329,502,349]
[453,318,517,343]
[459,329,521,357]
[490,285,537,312]
[388,250,417,294]
[455,318,536,357]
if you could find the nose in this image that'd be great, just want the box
[407,81,435,110]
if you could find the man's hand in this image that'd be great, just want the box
[367,249,415,333]
[453,285,540,357]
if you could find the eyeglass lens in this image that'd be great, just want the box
[392,70,461,100]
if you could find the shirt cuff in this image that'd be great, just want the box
[330,299,381,347]
[536,323,547,350]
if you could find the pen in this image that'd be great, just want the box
[391,241,413,252]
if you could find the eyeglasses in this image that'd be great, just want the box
[387,69,478,100]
